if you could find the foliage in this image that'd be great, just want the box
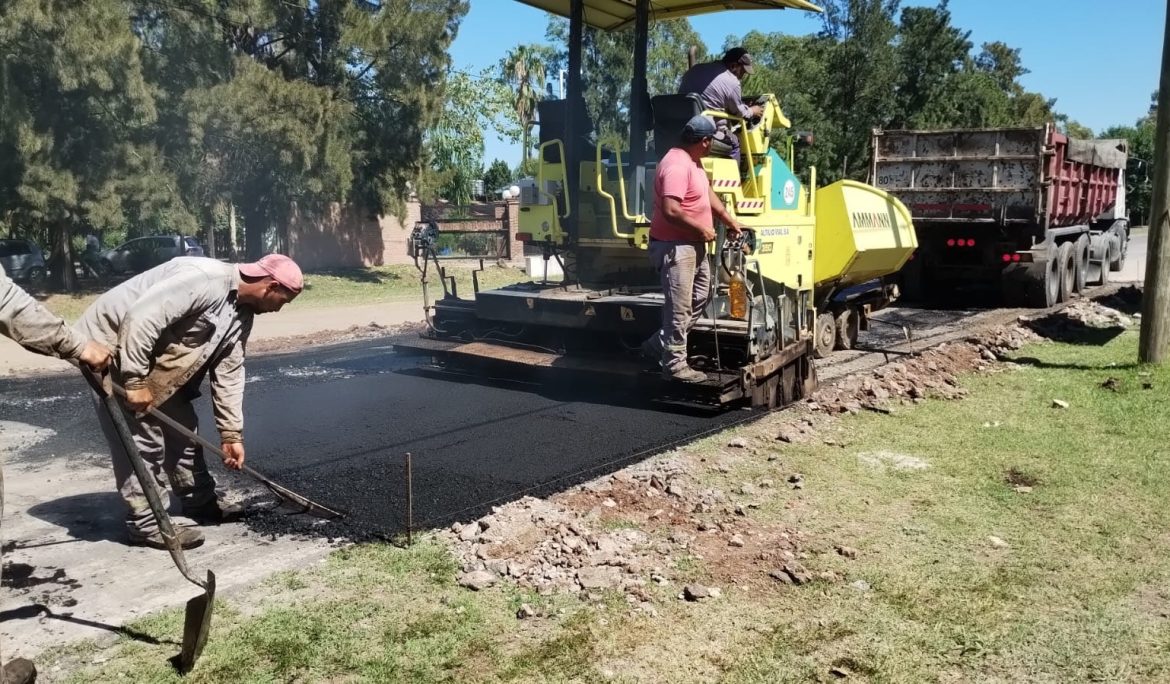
[494,0,1081,187]
[1,0,469,288]
[483,159,515,197]
[0,0,190,288]
[1102,103,1157,226]
[419,69,509,205]
[499,44,558,164]
[546,17,707,149]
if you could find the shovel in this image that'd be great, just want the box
[79,367,214,673]
[103,380,344,520]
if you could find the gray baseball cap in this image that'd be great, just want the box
[682,115,717,142]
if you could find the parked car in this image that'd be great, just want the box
[98,235,204,276]
[0,238,48,287]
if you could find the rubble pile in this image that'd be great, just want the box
[438,297,1136,609]
[441,459,818,609]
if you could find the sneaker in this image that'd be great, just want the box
[183,499,245,525]
[128,526,206,550]
[662,365,707,384]
[2,658,36,684]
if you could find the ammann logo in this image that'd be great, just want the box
[852,211,894,230]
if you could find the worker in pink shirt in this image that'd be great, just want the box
[642,115,747,383]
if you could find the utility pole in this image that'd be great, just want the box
[1139,0,1170,364]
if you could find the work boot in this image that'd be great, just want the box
[2,657,37,684]
[662,365,707,384]
[640,334,663,362]
[128,526,205,550]
[183,499,245,525]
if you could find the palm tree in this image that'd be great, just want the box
[502,45,548,166]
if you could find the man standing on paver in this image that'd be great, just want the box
[643,115,746,383]
[76,254,303,550]
[1,264,112,684]
[678,47,763,163]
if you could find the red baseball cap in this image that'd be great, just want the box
[239,254,303,294]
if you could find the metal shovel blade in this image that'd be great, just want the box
[178,570,216,674]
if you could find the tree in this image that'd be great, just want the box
[483,159,514,197]
[892,2,971,128]
[501,44,555,165]
[818,0,900,180]
[1103,109,1157,226]
[546,17,707,148]
[0,0,189,290]
[420,70,509,205]
[134,0,469,258]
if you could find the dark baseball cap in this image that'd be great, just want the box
[722,47,753,73]
[682,115,717,142]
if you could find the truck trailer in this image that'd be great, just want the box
[871,125,1130,307]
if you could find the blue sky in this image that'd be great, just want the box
[450,1,1166,166]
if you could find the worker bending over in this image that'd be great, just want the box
[1,264,112,684]
[76,254,302,550]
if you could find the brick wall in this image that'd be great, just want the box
[286,200,527,270]
[286,201,421,269]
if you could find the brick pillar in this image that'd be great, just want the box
[505,198,525,266]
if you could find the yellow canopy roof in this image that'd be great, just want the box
[514,0,823,31]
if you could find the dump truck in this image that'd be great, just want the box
[871,125,1130,307]
[396,0,916,410]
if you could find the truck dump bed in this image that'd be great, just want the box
[870,125,1127,228]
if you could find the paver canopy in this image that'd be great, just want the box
[513,0,822,31]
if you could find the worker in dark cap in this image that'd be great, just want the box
[678,47,764,162]
[642,115,747,383]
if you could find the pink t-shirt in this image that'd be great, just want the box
[650,147,712,242]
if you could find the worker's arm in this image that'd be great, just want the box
[0,265,110,368]
[722,78,757,120]
[209,332,247,469]
[709,188,746,237]
[117,269,221,403]
[661,196,716,241]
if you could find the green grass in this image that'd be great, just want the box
[719,331,1170,683]
[38,264,529,322]
[44,332,1170,682]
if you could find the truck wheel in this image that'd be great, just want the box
[1057,242,1075,303]
[814,313,836,359]
[1110,227,1128,272]
[1096,244,1112,286]
[1020,256,1060,308]
[834,308,859,351]
[1073,236,1090,294]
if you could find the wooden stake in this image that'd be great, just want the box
[405,452,414,546]
[1139,0,1170,364]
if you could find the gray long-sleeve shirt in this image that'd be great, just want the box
[75,257,253,442]
[0,263,87,359]
[678,61,754,129]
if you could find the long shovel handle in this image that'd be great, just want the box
[104,382,344,520]
[79,367,208,591]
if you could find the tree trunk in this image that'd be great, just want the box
[522,125,530,166]
[204,220,216,260]
[243,202,266,261]
[228,202,238,260]
[48,221,76,292]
